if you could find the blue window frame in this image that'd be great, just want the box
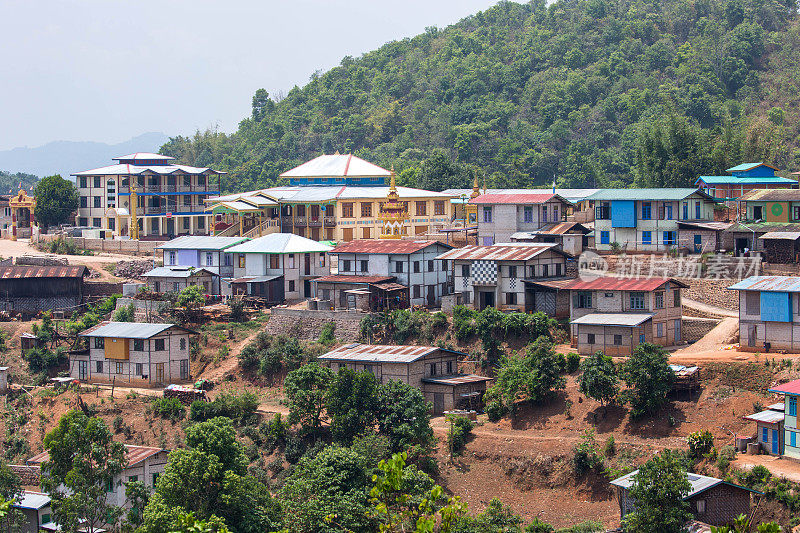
[682,202,688,220]
[641,202,651,220]
[695,201,701,219]
[663,231,677,246]
[792,431,797,447]
[483,206,492,223]
[642,231,652,245]
[763,427,769,442]
[600,231,610,245]
[790,396,797,416]
[665,204,673,220]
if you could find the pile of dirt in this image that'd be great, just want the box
[113,260,155,279]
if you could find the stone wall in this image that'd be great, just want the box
[35,234,164,256]
[9,464,40,486]
[85,281,124,297]
[265,307,370,341]
[682,317,721,343]
[15,255,68,266]
[678,278,739,311]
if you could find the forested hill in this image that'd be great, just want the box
[160,0,800,193]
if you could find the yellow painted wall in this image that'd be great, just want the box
[104,337,130,360]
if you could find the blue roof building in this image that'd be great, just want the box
[695,163,797,203]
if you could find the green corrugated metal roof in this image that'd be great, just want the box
[586,188,710,201]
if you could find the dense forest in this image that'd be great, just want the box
[160,0,800,193]
[0,170,38,195]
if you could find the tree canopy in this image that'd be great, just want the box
[34,174,79,228]
[160,0,800,192]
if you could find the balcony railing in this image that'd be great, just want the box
[281,216,293,227]
[294,216,307,226]
[308,217,322,227]
[324,216,336,227]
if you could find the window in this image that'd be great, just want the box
[319,253,326,267]
[136,363,143,375]
[790,396,798,416]
[96,361,103,373]
[396,261,404,273]
[79,217,87,226]
[288,280,295,292]
[94,337,104,349]
[129,475,138,483]
[168,251,176,265]
[224,254,232,266]
[556,263,563,276]
[682,202,688,220]
[342,260,351,272]
[792,431,797,448]
[506,292,517,305]
[509,265,517,278]
[630,292,646,310]
[600,231,610,245]
[595,202,611,220]
[183,195,192,206]
[80,196,88,208]
[763,427,769,443]
[415,201,427,216]
[152,473,160,486]
[587,333,595,344]
[483,206,492,223]
[674,289,681,307]
[553,207,559,221]
[575,291,593,309]
[94,196,102,208]
[613,334,622,345]
[657,322,663,337]
[205,252,213,266]
[793,206,800,222]
[663,231,676,246]
[665,204,673,220]
[79,177,87,188]
[541,205,548,223]
[360,260,368,272]
[655,291,664,309]
[413,285,421,298]
[115,361,124,374]
[173,282,180,292]
[434,200,445,215]
[641,201,652,220]
[238,254,245,268]
[94,177,102,188]
[133,339,144,351]
[542,264,549,277]
[180,338,186,350]
[342,202,354,218]
[361,202,372,217]
[180,359,189,380]
[746,291,760,315]
[197,217,205,229]
[482,236,493,245]
[106,479,114,492]
[695,201,701,219]
[446,360,453,374]
[270,254,279,269]
[198,175,206,187]
[413,261,420,273]
[93,217,102,228]
[696,500,706,514]
[41,513,51,525]
[642,231,651,245]
[154,338,165,351]
[523,206,533,223]
[429,363,436,376]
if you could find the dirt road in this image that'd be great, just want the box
[0,238,144,265]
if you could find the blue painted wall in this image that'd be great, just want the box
[761,291,792,322]
[731,165,776,178]
[611,200,636,228]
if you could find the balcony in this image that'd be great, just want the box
[294,216,307,227]
[324,216,336,227]
[281,216,294,227]
[146,185,161,193]
[308,217,322,227]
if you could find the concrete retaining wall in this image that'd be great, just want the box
[265,307,370,341]
[682,317,721,343]
[36,234,164,256]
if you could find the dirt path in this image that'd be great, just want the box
[682,297,737,318]
[672,317,739,357]
[198,327,263,383]
[733,455,800,483]
[0,238,144,265]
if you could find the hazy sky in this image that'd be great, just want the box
[0,0,506,150]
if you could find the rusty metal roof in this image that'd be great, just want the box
[728,276,800,292]
[28,444,164,467]
[537,222,591,235]
[769,379,800,395]
[739,189,800,202]
[319,343,466,363]
[522,278,576,290]
[563,277,686,292]
[759,231,800,241]
[435,243,563,261]
[312,275,395,284]
[421,374,493,386]
[0,265,88,279]
[331,239,450,255]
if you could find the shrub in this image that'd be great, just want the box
[603,435,616,457]
[283,436,306,464]
[261,413,288,452]
[229,297,247,322]
[744,464,772,487]
[525,517,554,533]
[717,445,736,472]
[486,400,506,422]
[318,322,336,345]
[565,352,580,373]
[189,390,258,425]
[687,430,714,459]
[112,303,135,322]
[149,397,186,420]
[573,430,604,475]
[23,347,68,374]
[447,416,474,455]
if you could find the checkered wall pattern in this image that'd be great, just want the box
[470,261,498,285]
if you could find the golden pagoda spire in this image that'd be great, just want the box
[379,166,408,239]
[470,173,480,199]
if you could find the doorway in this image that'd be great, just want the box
[427,285,435,306]
[78,360,87,380]
[478,291,495,310]
[735,238,749,256]
[772,429,779,454]
[304,253,311,275]
[155,363,165,383]
[433,393,444,414]
[303,280,311,298]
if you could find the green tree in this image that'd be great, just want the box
[621,343,674,418]
[0,460,23,533]
[41,410,126,533]
[376,380,435,453]
[185,417,247,475]
[578,351,619,407]
[452,498,522,532]
[284,362,334,435]
[280,445,373,533]
[326,368,379,444]
[624,450,690,533]
[33,174,79,228]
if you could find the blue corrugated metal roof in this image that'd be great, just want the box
[696,176,795,185]
[728,276,800,292]
[586,188,710,201]
[726,162,779,172]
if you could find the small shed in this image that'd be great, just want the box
[743,402,785,455]
[522,278,573,318]
[758,231,800,264]
[610,470,761,527]
[570,313,654,356]
[229,274,285,305]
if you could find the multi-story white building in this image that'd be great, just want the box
[73,152,223,238]
[469,192,572,245]
[72,321,195,385]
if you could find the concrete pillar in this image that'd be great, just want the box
[10,208,17,241]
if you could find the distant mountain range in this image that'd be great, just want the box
[0,132,170,179]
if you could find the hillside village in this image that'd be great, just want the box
[3,152,800,533]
